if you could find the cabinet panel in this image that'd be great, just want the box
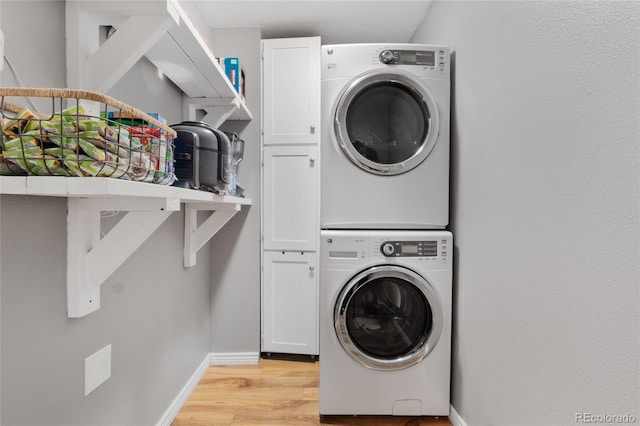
[262,251,318,355]
[263,145,318,251]
[262,37,320,145]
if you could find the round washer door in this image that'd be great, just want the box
[334,264,443,371]
[334,69,440,176]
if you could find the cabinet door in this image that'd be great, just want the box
[262,251,318,355]
[263,145,318,251]
[262,37,320,145]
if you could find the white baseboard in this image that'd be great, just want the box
[449,404,468,426]
[158,352,260,425]
[210,351,260,365]
[156,353,210,426]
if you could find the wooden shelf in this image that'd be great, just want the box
[0,176,252,318]
[65,0,251,126]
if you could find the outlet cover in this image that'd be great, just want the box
[84,344,111,396]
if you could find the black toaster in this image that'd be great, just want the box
[170,121,232,192]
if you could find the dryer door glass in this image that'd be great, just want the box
[346,83,428,164]
[335,265,443,370]
[334,71,440,176]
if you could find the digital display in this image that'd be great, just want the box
[400,52,417,64]
[416,51,436,66]
[394,50,436,66]
[401,243,419,254]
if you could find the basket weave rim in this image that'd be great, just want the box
[0,87,177,138]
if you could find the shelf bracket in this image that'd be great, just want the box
[184,202,242,267]
[184,97,241,128]
[67,197,179,318]
[66,1,177,92]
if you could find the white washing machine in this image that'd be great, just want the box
[319,230,452,416]
[321,43,451,229]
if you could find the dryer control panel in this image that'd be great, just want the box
[380,240,438,257]
[377,48,448,73]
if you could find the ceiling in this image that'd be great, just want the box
[194,1,433,45]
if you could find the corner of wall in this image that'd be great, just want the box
[408,0,435,43]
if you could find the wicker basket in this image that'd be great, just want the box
[0,87,177,184]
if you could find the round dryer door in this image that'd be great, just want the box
[334,264,443,371]
[334,69,440,176]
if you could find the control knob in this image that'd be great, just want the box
[381,243,395,257]
[379,50,395,64]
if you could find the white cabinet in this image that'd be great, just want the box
[262,145,318,252]
[261,37,321,356]
[262,37,321,145]
[262,251,318,355]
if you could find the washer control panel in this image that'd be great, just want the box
[378,49,436,66]
[379,240,438,257]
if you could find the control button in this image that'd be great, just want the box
[379,50,395,64]
[381,243,395,256]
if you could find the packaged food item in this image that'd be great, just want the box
[2,108,39,138]
[0,154,25,175]
[1,148,67,176]
[0,95,175,183]
[128,126,173,184]
[2,135,40,151]
[106,111,167,128]
[56,105,86,122]
[78,131,129,158]
[128,151,154,182]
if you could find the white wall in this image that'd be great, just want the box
[1,2,211,424]
[412,2,640,425]
[207,28,262,355]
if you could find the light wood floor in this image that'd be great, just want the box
[172,358,452,426]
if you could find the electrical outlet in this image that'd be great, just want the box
[84,344,111,396]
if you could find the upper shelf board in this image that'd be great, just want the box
[66,0,251,121]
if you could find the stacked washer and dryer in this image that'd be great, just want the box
[319,44,453,417]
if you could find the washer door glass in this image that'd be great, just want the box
[334,70,440,175]
[335,265,442,370]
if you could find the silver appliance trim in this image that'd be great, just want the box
[334,264,443,371]
[333,69,441,176]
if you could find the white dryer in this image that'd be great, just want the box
[321,43,450,229]
[319,230,452,416]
